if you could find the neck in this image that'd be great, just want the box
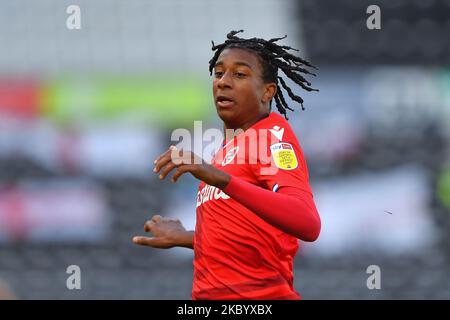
[222,112,270,142]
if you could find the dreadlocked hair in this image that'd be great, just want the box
[209,30,318,120]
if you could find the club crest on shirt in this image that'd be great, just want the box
[221,146,239,166]
[270,142,298,170]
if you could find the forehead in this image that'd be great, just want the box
[215,48,262,71]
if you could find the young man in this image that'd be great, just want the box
[133,30,321,300]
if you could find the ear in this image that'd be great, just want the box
[262,83,277,103]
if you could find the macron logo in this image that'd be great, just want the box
[269,126,284,141]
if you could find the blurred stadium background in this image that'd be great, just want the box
[1,0,450,299]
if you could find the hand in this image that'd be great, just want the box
[153,145,230,189]
[132,215,193,249]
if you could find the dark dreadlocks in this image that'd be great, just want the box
[209,30,318,120]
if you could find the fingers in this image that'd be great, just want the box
[153,146,176,174]
[144,220,155,232]
[144,215,163,232]
[143,215,164,232]
[152,215,162,222]
[154,146,196,176]
[171,165,194,183]
[153,155,172,176]
[170,146,192,166]
[153,146,202,183]
[153,146,174,166]
[158,161,179,180]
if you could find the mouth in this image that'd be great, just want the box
[216,95,235,108]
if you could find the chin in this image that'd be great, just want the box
[216,107,239,127]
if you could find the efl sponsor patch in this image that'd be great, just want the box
[270,142,298,170]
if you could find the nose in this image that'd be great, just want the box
[217,71,232,89]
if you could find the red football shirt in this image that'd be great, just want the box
[192,112,315,300]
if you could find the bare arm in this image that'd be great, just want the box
[132,215,194,249]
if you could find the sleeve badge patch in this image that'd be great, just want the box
[270,142,298,170]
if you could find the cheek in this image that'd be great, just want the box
[244,84,263,103]
[239,90,260,111]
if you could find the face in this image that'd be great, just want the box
[212,48,276,130]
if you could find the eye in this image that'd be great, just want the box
[235,72,246,78]
[214,71,224,78]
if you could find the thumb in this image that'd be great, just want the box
[132,236,172,249]
[132,236,159,247]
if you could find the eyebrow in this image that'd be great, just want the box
[214,61,253,70]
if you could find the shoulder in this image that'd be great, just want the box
[254,112,299,146]
[245,112,304,168]
[250,113,310,183]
